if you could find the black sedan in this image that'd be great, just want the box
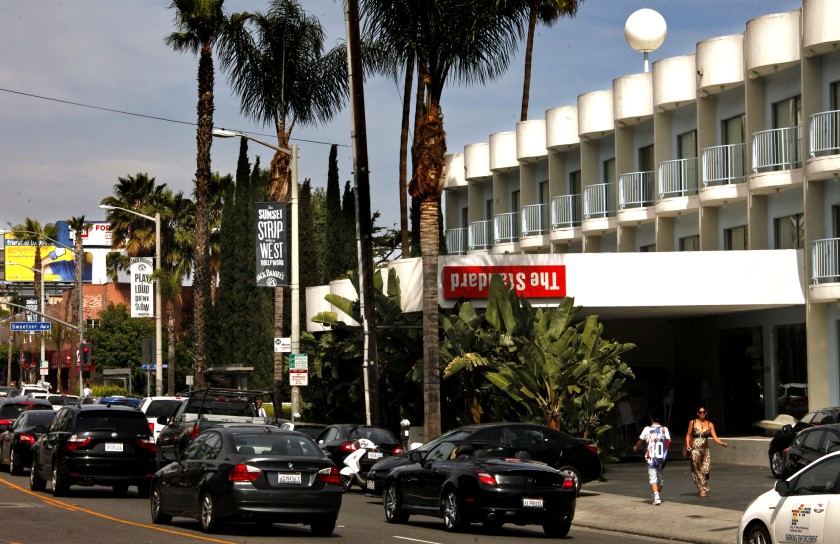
[0,410,55,474]
[768,407,840,477]
[780,423,840,478]
[383,440,576,536]
[315,424,404,482]
[151,424,343,535]
[368,422,601,495]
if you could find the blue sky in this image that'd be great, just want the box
[0,0,802,235]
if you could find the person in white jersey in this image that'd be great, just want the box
[633,409,671,505]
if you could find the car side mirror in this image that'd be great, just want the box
[781,424,793,433]
[409,450,424,463]
[774,480,791,497]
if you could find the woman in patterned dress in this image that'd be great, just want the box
[685,406,728,497]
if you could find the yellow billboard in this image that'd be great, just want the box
[4,235,91,282]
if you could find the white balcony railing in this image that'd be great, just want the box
[752,126,801,173]
[583,182,617,219]
[494,212,520,244]
[618,171,654,209]
[468,220,493,250]
[812,238,840,284]
[445,228,467,255]
[551,194,581,229]
[810,110,840,157]
[521,204,549,237]
[658,158,698,198]
[702,143,747,186]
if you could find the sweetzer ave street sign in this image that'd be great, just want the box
[10,322,51,332]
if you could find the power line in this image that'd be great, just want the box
[0,87,349,148]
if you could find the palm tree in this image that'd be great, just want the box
[165,0,229,389]
[100,173,166,257]
[362,0,523,439]
[219,0,348,408]
[66,215,91,394]
[518,0,581,121]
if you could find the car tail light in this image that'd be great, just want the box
[18,434,35,444]
[148,422,155,435]
[190,423,200,440]
[392,445,404,455]
[562,477,575,489]
[783,447,790,457]
[339,441,358,453]
[65,436,92,451]
[0,420,13,427]
[476,471,497,486]
[136,437,156,453]
[229,463,261,482]
[584,443,599,454]
[318,466,342,485]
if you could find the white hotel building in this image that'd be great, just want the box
[437,0,840,435]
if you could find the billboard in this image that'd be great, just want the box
[3,234,92,282]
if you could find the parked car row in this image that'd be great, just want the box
[767,407,840,478]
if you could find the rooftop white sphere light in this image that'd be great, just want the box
[624,8,667,72]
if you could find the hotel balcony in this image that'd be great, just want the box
[445,228,468,255]
[549,194,582,243]
[617,171,655,225]
[810,238,840,302]
[582,183,617,234]
[520,204,549,251]
[806,110,840,181]
[700,143,748,206]
[749,126,803,194]
[493,212,520,253]
[656,158,699,217]
[468,220,493,252]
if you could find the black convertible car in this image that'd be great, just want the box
[383,440,576,536]
[368,422,601,495]
[767,407,840,477]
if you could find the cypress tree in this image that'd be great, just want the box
[299,179,325,331]
[323,145,342,283]
[341,180,357,276]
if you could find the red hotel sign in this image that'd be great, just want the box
[442,265,566,299]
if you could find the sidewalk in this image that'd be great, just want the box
[572,458,776,543]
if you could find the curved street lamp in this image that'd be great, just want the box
[98,205,163,396]
[7,262,47,384]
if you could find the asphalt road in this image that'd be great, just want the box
[0,468,675,544]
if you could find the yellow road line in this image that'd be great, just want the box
[0,477,235,544]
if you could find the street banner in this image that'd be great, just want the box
[255,202,287,287]
[130,257,154,318]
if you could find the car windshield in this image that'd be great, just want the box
[145,400,182,418]
[20,411,56,426]
[417,430,473,452]
[0,403,52,418]
[233,432,323,457]
[47,396,78,406]
[76,412,150,434]
[186,398,256,416]
[350,427,397,444]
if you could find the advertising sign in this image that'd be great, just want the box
[130,257,154,318]
[442,265,567,299]
[3,234,92,282]
[71,221,112,247]
[255,202,287,287]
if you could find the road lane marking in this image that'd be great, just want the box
[394,536,444,544]
[0,477,236,543]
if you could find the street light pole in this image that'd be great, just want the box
[8,262,47,385]
[212,129,299,416]
[98,205,163,396]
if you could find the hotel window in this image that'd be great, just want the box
[773,95,801,129]
[678,130,697,159]
[774,213,804,249]
[539,181,549,205]
[680,235,699,251]
[569,170,581,195]
[832,81,840,110]
[485,199,493,220]
[723,114,745,145]
[511,190,520,213]
[460,207,468,228]
[725,225,748,250]
[603,158,616,184]
[638,144,654,172]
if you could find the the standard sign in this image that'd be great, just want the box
[255,202,287,287]
[130,257,154,318]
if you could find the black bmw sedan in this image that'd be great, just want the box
[383,440,576,536]
[151,424,343,535]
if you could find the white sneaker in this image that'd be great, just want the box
[653,495,662,505]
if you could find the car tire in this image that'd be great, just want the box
[384,482,409,524]
[310,515,337,536]
[543,519,572,538]
[746,523,771,544]
[557,465,582,495]
[150,483,172,525]
[9,452,22,476]
[29,458,46,492]
[769,451,784,478]
[112,483,129,497]
[51,463,69,497]
[200,492,221,533]
[442,489,466,532]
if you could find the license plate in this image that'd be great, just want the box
[523,498,544,508]
[368,452,383,460]
[367,479,375,490]
[105,442,123,452]
[277,472,302,485]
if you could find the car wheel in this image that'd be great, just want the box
[200,492,221,533]
[51,463,69,497]
[442,489,466,532]
[29,459,46,492]
[383,482,409,524]
[150,483,172,525]
[746,523,771,544]
[543,519,572,538]
[770,451,784,478]
[9,452,22,476]
[557,465,582,495]
[112,483,129,497]
[310,515,337,536]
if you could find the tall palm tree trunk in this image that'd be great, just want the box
[398,53,415,258]
[520,3,538,122]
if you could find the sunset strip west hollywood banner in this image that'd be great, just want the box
[255,202,287,287]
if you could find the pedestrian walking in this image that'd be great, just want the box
[633,409,670,505]
[684,405,728,497]
[255,399,267,418]
[83,382,92,398]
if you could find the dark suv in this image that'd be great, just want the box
[30,404,157,497]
